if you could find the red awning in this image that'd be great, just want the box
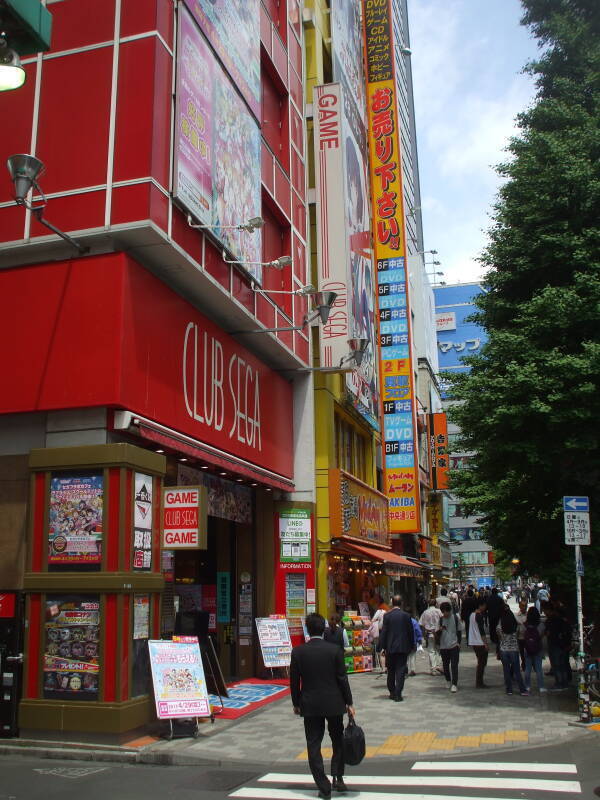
[333,538,423,571]
[131,417,295,492]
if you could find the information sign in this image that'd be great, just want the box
[255,617,292,668]
[279,509,312,564]
[148,639,211,719]
[564,511,591,546]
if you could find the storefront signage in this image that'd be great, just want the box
[255,617,292,668]
[428,413,449,490]
[0,255,294,482]
[148,639,211,719]
[279,509,312,564]
[174,6,261,281]
[162,486,207,549]
[48,474,103,567]
[329,469,389,545]
[436,311,456,332]
[426,496,443,535]
[217,572,231,623]
[362,0,420,533]
[133,473,153,570]
[43,595,100,700]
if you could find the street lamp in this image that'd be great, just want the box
[6,154,89,255]
[0,36,25,92]
[232,290,338,334]
[187,215,264,234]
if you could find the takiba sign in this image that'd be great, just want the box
[363,0,420,534]
[162,486,207,549]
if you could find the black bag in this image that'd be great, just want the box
[343,715,365,766]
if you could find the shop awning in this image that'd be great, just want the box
[115,411,295,492]
[333,538,424,574]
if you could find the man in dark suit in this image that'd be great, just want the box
[290,613,354,798]
[379,595,415,701]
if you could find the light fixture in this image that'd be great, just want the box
[0,36,26,92]
[223,251,292,270]
[250,282,318,297]
[265,487,272,492]
[179,457,188,462]
[187,214,264,233]
[219,471,227,476]
[236,478,243,483]
[200,465,209,469]
[346,338,370,367]
[418,249,438,255]
[395,43,412,56]
[6,154,89,254]
[250,482,258,487]
[282,337,370,375]
[232,291,337,334]
[155,449,165,454]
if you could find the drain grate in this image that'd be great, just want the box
[177,769,259,792]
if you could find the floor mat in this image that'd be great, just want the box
[210,678,290,720]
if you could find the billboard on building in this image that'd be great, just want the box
[428,412,449,490]
[183,0,260,119]
[174,6,261,281]
[331,0,379,428]
[362,0,420,533]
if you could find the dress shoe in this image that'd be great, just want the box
[394,694,403,701]
[317,791,332,799]
[332,777,348,793]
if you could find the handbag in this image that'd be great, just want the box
[343,714,366,766]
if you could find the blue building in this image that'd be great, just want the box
[433,283,493,588]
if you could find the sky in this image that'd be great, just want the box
[407,0,541,284]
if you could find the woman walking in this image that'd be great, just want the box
[523,606,546,693]
[496,605,529,696]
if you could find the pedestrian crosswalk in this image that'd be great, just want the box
[228,760,582,799]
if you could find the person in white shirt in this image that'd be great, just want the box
[468,597,490,688]
[419,599,443,675]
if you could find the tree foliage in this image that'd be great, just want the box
[448,0,600,611]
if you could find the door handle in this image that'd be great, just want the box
[6,654,24,663]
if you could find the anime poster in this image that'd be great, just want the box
[331,0,367,128]
[48,474,103,566]
[175,7,261,282]
[43,595,100,700]
[184,0,260,119]
[148,639,211,718]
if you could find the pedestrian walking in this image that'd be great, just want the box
[523,606,546,693]
[324,614,349,650]
[515,599,529,670]
[460,589,477,644]
[545,602,572,690]
[468,597,490,688]
[437,601,461,692]
[379,595,415,702]
[407,609,423,676]
[485,587,505,645]
[496,604,528,695]
[535,583,550,613]
[290,613,354,798]
[419,599,443,675]
[367,596,387,653]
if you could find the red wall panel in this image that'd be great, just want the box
[37,49,113,195]
[120,0,173,45]
[151,42,173,189]
[29,189,105,237]
[49,0,116,53]
[0,63,36,204]
[111,183,151,226]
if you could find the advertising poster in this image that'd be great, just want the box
[43,595,100,700]
[48,474,103,567]
[175,7,262,281]
[148,639,211,719]
[255,617,292,668]
[362,0,421,533]
[133,594,150,640]
[184,0,260,119]
[178,464,252,524]
[329,469,389,545]
[134,473,153,570]
[285,575,306,637]
[279,509,312,564]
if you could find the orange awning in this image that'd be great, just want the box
[333,538,423,572]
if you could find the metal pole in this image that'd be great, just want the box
[575,545,591,722]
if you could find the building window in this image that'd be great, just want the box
[334,415,367,482]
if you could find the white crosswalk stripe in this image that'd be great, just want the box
[228,761,581,800]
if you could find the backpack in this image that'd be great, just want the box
[523,624,542,655]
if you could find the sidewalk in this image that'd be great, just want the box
[2,645,592,767]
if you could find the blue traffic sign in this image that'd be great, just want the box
[563,496,589,513]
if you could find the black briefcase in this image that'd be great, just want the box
[343,715,366,766]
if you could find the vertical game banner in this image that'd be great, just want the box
[134,473,153,570]
[48,474,103,567]
[331,0,379,430]
[314,83,351,369]
[175,6,261,281]
[362,0,420,533]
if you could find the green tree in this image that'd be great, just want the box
[448,0,600,619]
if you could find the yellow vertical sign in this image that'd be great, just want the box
[363,0,420,534]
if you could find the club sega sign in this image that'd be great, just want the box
[162,485,208,549]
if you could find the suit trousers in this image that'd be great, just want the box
[386,651,408,698]
[303,715,344,790]
[472,645,488,686]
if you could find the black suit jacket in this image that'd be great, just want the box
[290,637,353,717]
[379,607,414,654]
